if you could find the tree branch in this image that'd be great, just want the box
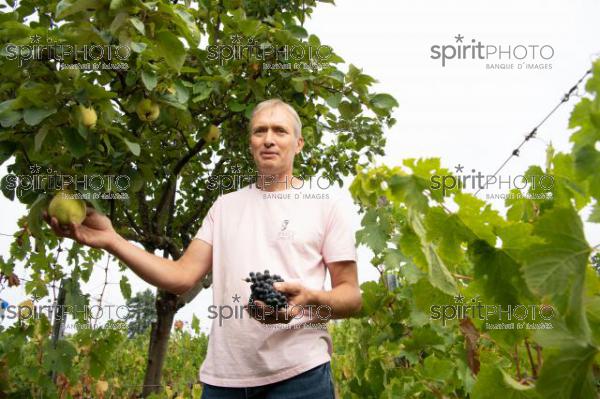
[136,186,151,233]
[124,209,144,237]
[151,137,205,229]
[152,111,233,234]
[524,338,537,378]
[179,157,227,247]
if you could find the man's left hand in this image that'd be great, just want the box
[244,281,314,324]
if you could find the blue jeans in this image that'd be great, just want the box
[200,362,335,399]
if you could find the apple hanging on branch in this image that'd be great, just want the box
[204,124,221,144]
[78,105,97,129]
[136,98,160,122]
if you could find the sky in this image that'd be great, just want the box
[1,0,600,334]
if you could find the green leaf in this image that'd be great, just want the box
[355,209,389,253]
[173,8,201,47]
[291,77,305,93]
[522,207,588,298]
[398,224,428,271]
[402,324,446,353]
[535,344,598,399]
[172,80,190,104]
[521,207,590,338]
[64,277,89,321]
[129,17,145,35]
[421,355,454,381]
[228,101,245,112]
[454,192,504,246]
[191,314,200,334]
[62,127,87,157]
[34,126,49,152]
[0,141,17,166]
[109,0,126,11]
[109,11,128,34]
[157,3,201,48]
[0,99,22,127]
[238,19,261,36]
[472,364,539,399]
[409,209,458,295]
[358,281,387,316]
[425,207,472,264]
[55,0,98,20]
[192,82,213,103]
[130,42,147,53]
[121,137,141,156]
[338,101,360,119]
[42,339,78,375]
[551,153,589,208]
[156,30,186,72]
[27,195,49,240]
[389,174,429,214]
[330,70,345,83]
[497,222,541,251]
[588,203,600,223]
[370,93,398,110]
[325,93,342,108]
[23,107,56,126]
[141,70,157,91]
[120,275,132,300]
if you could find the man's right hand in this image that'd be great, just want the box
[43,206,213,296]
[43,208,117,250]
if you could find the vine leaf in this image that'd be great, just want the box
[408,208,457,295]
[521,207,590,338]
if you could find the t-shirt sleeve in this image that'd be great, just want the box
[194,197,220,246]
[321,195,357,264]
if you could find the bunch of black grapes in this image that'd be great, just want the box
[245,270,287,309]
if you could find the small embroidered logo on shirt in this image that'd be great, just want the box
[278,219,295,240]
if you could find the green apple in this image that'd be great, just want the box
[65,68,80,79]
[136,99,160,122]
[205,124,220,143]
[48,190,87,225]
[79,105,97,128]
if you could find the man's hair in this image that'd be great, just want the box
[249,98,302,138]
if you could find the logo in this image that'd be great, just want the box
[430,34,554,70]
[429,164,554,197]
[278,219,295,240]
[207,293,332,327]
[206,166,333,195]
[429,295,556,330]
[1,163,131,199]
[206,34,332,70]
[2,35,131,70]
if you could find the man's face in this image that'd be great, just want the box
[249,106,304,176]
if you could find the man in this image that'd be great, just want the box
[45,98,362,398]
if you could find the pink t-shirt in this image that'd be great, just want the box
[194,182,357,387]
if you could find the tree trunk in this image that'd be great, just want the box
[141,289,179,397]
[140,272,213,397]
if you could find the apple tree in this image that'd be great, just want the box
[0,0,397,395]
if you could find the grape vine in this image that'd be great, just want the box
[331,59,600,399]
